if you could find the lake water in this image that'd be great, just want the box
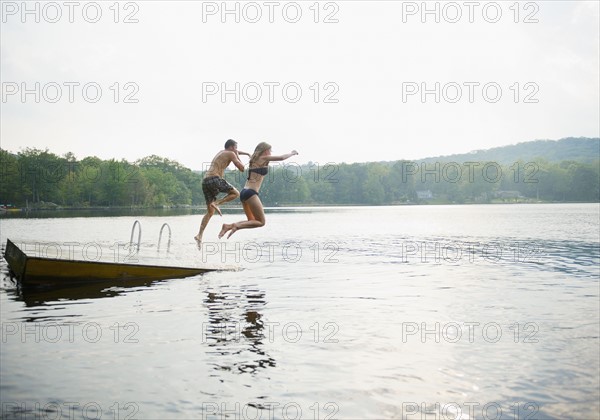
[1,204,598,420]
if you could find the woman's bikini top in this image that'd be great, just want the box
[247,166,269,179]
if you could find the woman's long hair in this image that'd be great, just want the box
[249,142,271,167]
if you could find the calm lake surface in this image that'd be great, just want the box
[1,204,598,419]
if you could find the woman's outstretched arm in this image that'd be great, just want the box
[265,150,299,161]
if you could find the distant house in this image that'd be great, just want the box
[416,190,433,199]
[495,190,523,199]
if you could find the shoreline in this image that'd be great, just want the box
[1,200,597,217]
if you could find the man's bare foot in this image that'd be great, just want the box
[218,223,233,239]
[210,202,222,216]
[194,234,202,242]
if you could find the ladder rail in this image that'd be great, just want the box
[129,220,142,253]
[157,223,172,253]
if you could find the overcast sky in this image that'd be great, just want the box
[1,1,598,170]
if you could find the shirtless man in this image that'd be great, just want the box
[194,139,249,242]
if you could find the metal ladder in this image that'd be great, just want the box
[129,220,172,254]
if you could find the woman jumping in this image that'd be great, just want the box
[218,142,298,239]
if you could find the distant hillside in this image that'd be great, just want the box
[419,137,599,165]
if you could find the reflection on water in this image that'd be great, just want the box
[204,284,276,376]
[13,279,169,308]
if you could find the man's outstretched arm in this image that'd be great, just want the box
[230,152,245,172]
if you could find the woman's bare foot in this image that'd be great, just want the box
[227,225,238,239]
[218,223,233,239]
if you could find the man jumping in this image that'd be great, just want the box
[195,139,249,243]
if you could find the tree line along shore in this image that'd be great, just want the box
[1,147,598,210]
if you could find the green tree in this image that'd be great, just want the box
[362,163,388,204]
[567,163,599,202]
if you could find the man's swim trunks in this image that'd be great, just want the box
[202,176,234,204]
